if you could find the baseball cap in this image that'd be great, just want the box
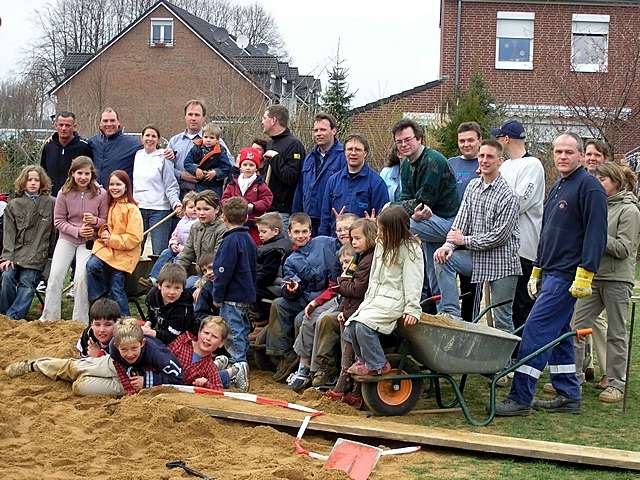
[491,119,526,139]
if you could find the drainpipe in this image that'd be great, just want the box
[454,0,462,95]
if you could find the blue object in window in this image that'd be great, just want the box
[498,38,530,62]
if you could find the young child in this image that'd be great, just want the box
[86,170,143,316]
[168,315,246,390]
[288,244,355,391]
[141,191,198,288]
[77,298,121,358]
[109,317,184,394]
[176,190,227,287]
[211,197,257,392]
[194,253,218,323]
[0,165,56,320]
[221,147,273,245]
[41,156,108,323]
[335,213,358,249]
[184,123,230,196]
[142,263,197,345]
[264,213,339,382]
[343,206,423,376]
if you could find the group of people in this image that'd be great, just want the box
[2,100,638,415]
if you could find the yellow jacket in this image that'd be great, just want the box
[92,199,143,273]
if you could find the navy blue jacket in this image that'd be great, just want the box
[109,335,184,387]
[194,280,219,322]
[293,141,345,219]
[282,235,339,302]
[89,129,142,188]
[319,164,390,236]
[183,144,231,196]
[536,166,608,277]
[212,226,257,304]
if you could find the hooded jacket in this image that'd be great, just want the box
[256,233,292,288]
[92,199,143,273]
[40,132,93,196]
[176,218,227,270]
[89,129,142,188]
[221,175,273,221]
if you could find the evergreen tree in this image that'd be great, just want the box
[431,73,503,158]
[321,45,356,138]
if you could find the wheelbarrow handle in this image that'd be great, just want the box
[575,328,593,340]
[471,299,511,324]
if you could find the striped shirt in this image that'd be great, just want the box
[450,174,522,282]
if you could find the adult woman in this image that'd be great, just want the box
[573,162,640,403]
[584,139,611,174]
[379,145,403,202]
[132,125,182,255]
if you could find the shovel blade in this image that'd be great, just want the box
[324,438,382,480]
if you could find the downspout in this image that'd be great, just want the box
[454,0,462,95]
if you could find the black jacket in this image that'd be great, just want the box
[261,128,305,213]
[256,233,292,288]
[40,132,93,196]
[145,287,198,345]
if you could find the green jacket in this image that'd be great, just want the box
[176,219,227,271]
[396,146,460,218]
[2,194,56,271]
[595,190,640,284]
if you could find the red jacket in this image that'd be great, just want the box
[221,175,273,221]
[168,332,223,390]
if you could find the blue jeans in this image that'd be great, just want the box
[140,208,172,255]
[280,213,290,235]
[0,266,41,320]
[410,215,454,301]
[149,247,177,279]
[86,255,129,316]
[343,321,387,370]
[435,250,517,332]
[221,302,251,363]
[265,296,307,357]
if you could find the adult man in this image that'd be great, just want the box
[88,108,142,188]
[492,119,545,334]
[392,118,460,298]
[319,134,389,235]
[41,112,92,196]
[434,139,521,330]
[293,113,345,235]
[495,132,607,416]
[167,100,232,196]
[261,105,306,229]
[447,121,482,320]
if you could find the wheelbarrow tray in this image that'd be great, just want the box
[398,313,520,375]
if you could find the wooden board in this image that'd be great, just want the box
[169,393,640,471]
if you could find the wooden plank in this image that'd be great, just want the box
[171,395,640,471]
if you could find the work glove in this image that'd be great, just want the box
[569,267,595,298]
[527,267,542,299]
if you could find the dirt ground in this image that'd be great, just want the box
[0,316,442,479]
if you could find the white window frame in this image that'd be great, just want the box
[495,11,535,70]
[150,18,174,47]
[571,14,609,73]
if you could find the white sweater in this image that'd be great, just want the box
[499,156,545,261]
[133,149,181,210]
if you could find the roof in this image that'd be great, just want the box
[461,0,639,5]
[60,53,93,71]
[349,80,443,115]
[236,56,279,74]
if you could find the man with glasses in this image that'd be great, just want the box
[391,119,460,302]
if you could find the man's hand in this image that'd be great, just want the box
[569,267,595,298]
[174,203,183,216]
[446,228,464,246]
[0,260,13,272]
[527,267,542,299]
[129,375,144,391]
[331,206,346,218]
[433,245,453,264]
[181,171,197,182]
[412,203,433,221]
[304,301,317,319]
[403,313,418,326]
[164,148,175,160]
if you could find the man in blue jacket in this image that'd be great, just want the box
[292,113,345,235]
[89,108,142,187]
[319,134,389,236]
[496,132,608,417]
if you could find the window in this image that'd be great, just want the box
[572,14,609,72]
[150,18,174,47]
[496,12,535,70]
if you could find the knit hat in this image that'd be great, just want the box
[238,147,262,168]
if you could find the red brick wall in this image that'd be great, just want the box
[54,5,268,141]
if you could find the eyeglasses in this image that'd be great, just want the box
[394,136,416,146]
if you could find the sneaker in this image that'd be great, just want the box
[494,398,532,417]
[5,361,34,378]
[347,361,391,376]
[36,281,46,293]
[599,386,624,403]
[213,355,229,370]
[438,312,464,322]
[233,362,249,392]
[485,375,509,387]
[543,383,557,395]
[287,367,311,392]
[66,286,75,298]
[138,277,155,289]
[272,352,299,383]
[312,369,337,388]
[595,375,609,390]
[532,395,581,413]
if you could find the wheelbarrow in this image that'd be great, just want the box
[353,301,592,426]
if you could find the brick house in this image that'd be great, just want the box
[50,0,320,143]
[351,0,640,157]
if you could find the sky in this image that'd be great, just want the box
[0,0,442,108]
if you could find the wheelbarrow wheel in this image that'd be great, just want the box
[361,356,423,416]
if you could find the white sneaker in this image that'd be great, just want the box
[36,281,46,293]
[66,282,75,298]
[233,362,249,392]
[213,355,229,370]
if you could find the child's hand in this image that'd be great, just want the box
[192,287,202,303]
[130,375,144,391]
[195,168,205,180]
[337,312,345,324]
[141,325,156,337]
[87,338,101,357]
[247,203,254,212]
[100,230,111,241]
[82,212,97,225]
[304,301,317,319]
[144,321,152,328]
[193,377,208,387]
[79,225,95,239]
[403,313,418,326]
[284,280,299,293]
[204,170,217,180]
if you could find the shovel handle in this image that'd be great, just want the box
[576,328,592,340]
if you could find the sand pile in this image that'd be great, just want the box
[0,316,436,479]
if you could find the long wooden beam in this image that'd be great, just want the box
[171,395,640,471]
